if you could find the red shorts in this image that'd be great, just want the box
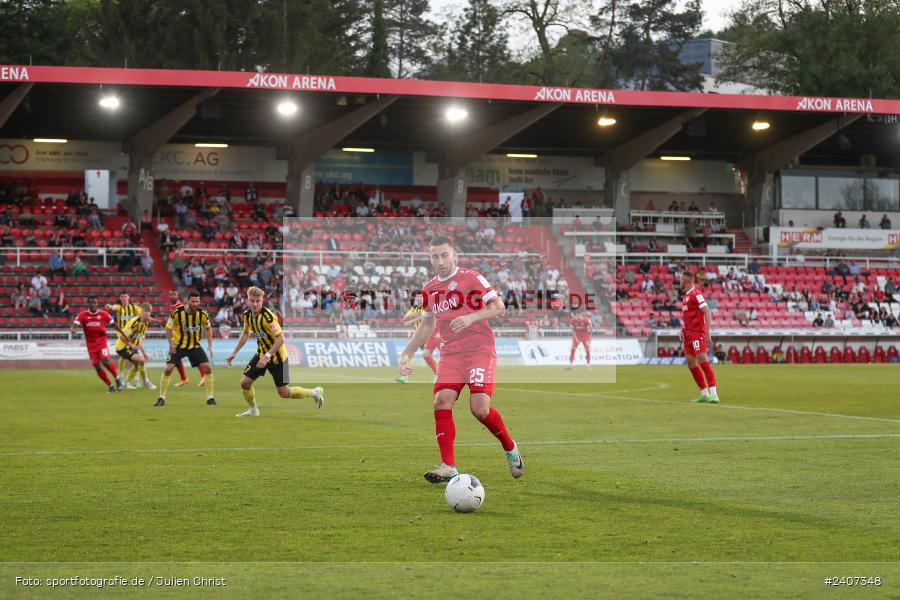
[87,344,110,364]
[572,333,591,346]
[684,336,708,357]
[422,331,441,352]
[433,352,496,397]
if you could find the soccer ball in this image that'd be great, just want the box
[444,474,485,513]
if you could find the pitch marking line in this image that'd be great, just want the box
[504,386,900,425]
[2,433,897,458]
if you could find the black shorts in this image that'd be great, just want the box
[166,347,209,368]
[243,355,290,387]
[117,347,138,361]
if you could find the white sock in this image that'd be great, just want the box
[701,388,710,396]
[709,386,717,397]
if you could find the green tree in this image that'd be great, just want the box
[717,0,900,97]
[429,0,514,83]
[607,0,704,90]
[365,0,391,77]
[0,0,96,66]
[383,0,435,78]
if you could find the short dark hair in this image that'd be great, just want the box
[428,235,454,249]
[188,290,201,299]
[681,270,695,280]
[87,295,98,301]
[120,290,129,295]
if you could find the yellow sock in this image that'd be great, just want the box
[241,386,257,407]
[204,372,215,398]
[117,357,126,375]
[126,366,138,382]
[289,386,314,399]
[139,364,148,380]
[159,373,171,398]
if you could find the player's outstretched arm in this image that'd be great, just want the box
[399,313,436,372]
[204,321,214,359]
[702,305,713,347]
[226,331,251,366]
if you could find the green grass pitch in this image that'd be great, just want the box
[1,364,898,599]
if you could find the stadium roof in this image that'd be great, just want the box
[2,65,900,168]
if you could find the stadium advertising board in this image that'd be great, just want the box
[300,340,396,368]
[0,140,412,185]
[772,227,900,250]
[7,65,900,114]
[461,155,605,190]
[518,338,644,366]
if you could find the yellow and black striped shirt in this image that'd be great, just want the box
[115,316,149,352]
[166,306,211,350]
[111,303,142,340]
[243,307,287,364]
[403,306,425,331]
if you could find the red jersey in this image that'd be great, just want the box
[422,267,498,357]
[570,315,592,335]
[681,286,708,339]
[73,309,114,347]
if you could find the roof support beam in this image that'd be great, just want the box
[0,84,33,129]
[603,108,708,226]
[745,113,862,229]
[124,88,221,224]
[286,95,400,216]
[436,103,563,217]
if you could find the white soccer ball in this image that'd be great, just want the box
[444,474,485,513]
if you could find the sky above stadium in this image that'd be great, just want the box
[428,0,732,41]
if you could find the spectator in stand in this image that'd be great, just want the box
[88,208,102,230]
[824,313,835,328]
[11,283,27,310]
[49,254,66,277]
[140,253,154,276]
[644,199,656,211]
[640,277,654,294]
[31,271,47,291]
[812,313,825,327]
[638,259,652,275]
[174,199,188,228]
[648,238,658,252]
[748,307,758,322]
[884,277,897,299]
[71,255,87,278]
[708,200,718,213]
[667,200,678,211]
[245,182,258,203]
[27,290,44,317]
[0,224,12,247]
[54,289,71,316]
[196,182,208,201]
[748,259,761,275]
[688,200,699,212]
[140,209,152,232]
[735,307,750,326]
[859,214,871,229]
[880,214,892,229]
[623,269,636,285]
[822,278,833,295]
[833,211,846,228]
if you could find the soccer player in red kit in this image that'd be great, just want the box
[70,296,128,393]
[168,289,199,387]
[398,236,524,483]
[680,271,719,403]
[566,309,592,370]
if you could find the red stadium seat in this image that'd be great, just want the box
[727,346,740,363]
[829,346,842,363]
[741,346,755,364]
[756,346,770,363]
[888,346,900,362]
[843,347,857,363]
[785,346,797,364]
[814,347,827,364]
[857,347,871,363]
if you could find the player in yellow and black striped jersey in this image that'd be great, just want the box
[106,291,142,376]
[154,291,216,407]
[114,302,156,390]
[226,286,324,417]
